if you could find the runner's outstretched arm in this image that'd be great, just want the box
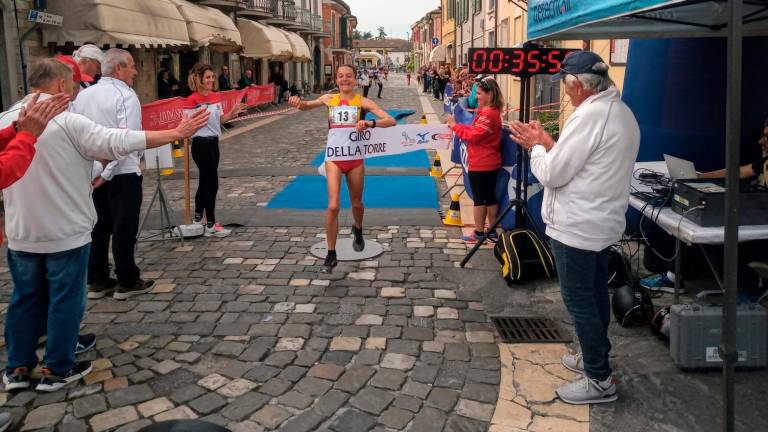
[289,94,332,111]
[359,98,396,130]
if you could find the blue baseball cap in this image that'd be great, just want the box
[550,51,607,82]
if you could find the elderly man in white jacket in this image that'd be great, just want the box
[0,58,208,393]
[511,51,640,405]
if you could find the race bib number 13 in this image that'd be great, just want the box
[331,106,358,126]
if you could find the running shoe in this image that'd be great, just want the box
[352,226,365,252]
[556,374,618,405]
[640,273,684,294]
[75,334,96,355]
[35,361,93,392]
[562,353,584,374]
[114,279,154,301]
[321,252,338,274]
[486,230,499,241]
[205,223,231,238]
[461,231,484,243]
[87,277,118,299]
[3,367,31,391]
[193,213,204,225]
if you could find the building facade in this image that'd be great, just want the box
[353,39,410,69]
[410,6,442,70]
[441,0,456,67]
[0,0,348,107]
[321,0,356,89]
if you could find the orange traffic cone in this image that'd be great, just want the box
[430,153,443,177]
[443,193,463,227]
[420,114,427,124]
[173,140,184,158]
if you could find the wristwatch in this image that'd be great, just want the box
[370,119,377,128]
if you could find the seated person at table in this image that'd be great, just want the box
[641,118,768,300]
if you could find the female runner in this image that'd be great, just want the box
[288,64,395,273]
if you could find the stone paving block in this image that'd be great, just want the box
[456,398,495,422]
[197,373,231,391]
[264,351,296,367]
[137,397,175,417]
[315,389,351,416]
[403,327,434,341]
[295,303,316,313]
[259,378,294,396]
[445,343,471,361]
[414,306,435,317]
[59,414,88,432]
[176,352,203,364]
[107,384,155,407]
[294,376,333,397]
[227,420,264,432]
[411,364,440,384]
[466,331,495,343]
[84,368,113,385]
[73,394,107,418]
[380,353,416,371]
[330,336,362,352]
[220,392,271,421]
[152,359,181,375]
[279,324,312,338]
[350,387,395,415]
[251,404,292,429]
[89,406,139,432]
[355,314,384,326]
[279,408,324,432]
[115,419,154,432]
[446,415,488,432]
[308,363,346,381]
[426,388,460,412]
[334,365,376,393]
[243,365,281,383]
[247,324,281,337]
[21,402,66,431]
[275,337,305,351]
[154,405,198,422]
[365,337,387,350]
[170,384,207,404]
[189,392,228,415]
[409,407,447,432]
[354,349,382,366]
[278,391,314,409]
[216,378,258,398]
[211,341,247,357]
[394,394,422,412]
[379,406,415,430]
[370,368,407,390]
[462,383,499,404]
[380,287,405,298]
[330,409,377,432]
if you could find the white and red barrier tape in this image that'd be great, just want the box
[229,107,295,123]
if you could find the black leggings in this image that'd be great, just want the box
[191,136,220,223]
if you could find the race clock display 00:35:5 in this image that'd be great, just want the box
[468,48,579,77]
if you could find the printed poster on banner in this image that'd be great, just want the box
[325,124,452,162]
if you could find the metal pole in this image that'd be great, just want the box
[183,139,192,225]
[721,1,742,431]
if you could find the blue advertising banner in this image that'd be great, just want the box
[528,0,681,40]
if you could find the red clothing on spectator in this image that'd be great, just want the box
[0,124,38,244]
[451,107,502,171]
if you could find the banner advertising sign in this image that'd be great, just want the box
[140,85,275,131]
[325,124,452,162]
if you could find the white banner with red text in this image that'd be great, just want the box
[325,124,452,162]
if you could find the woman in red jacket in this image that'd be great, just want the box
[446,77,504,242]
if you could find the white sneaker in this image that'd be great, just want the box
[562,352,584,374]
[205,223,231,238]
[556,374,618,405]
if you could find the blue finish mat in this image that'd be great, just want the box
[267,175,438,209]
[310,150,430,168]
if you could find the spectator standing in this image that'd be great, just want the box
[0,58,209,392]
[510,52,640,404]
[72,44,104,89]
[446,77,504,242]
[218,65,232,91]
[375,71,384,99]
[358,71,371,98]
[186,63,247,237]
[73,48,155,301]
[238,69,256,89]
[157,69,179,99]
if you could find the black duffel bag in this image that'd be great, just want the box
[494,228,556,284]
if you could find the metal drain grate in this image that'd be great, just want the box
[491,316,572,343]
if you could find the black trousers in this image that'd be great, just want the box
[363,85,370,98]
[377,83,383,98]
[191,136,220,224]
[88,173,143,286]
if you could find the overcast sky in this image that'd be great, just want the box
[347,0,439,39]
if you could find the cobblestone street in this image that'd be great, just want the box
[1,75,767,432]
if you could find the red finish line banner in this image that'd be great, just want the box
[141,85,276,131]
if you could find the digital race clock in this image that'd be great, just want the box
[467,48,579,77]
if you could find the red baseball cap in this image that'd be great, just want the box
[55,54,94,83]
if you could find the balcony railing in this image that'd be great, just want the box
[311,14,323,32]
[297,8,312,27]
[276,0,296,21]
[245,0,274,14]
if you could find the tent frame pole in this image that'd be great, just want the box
[722,1,742,431]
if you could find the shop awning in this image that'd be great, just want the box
[429,45,446,62]
[275,29,312,62]
[528,0,768,40]
[42,0,190,47]
[237,18,292,60]
[170,0,241,51]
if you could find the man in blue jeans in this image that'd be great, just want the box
[1,58,210,392]
[511,51,640,404]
